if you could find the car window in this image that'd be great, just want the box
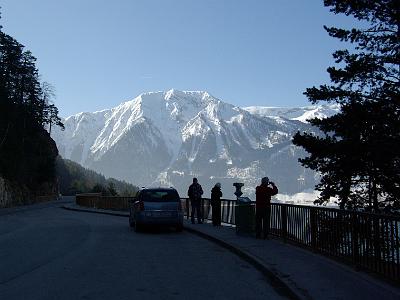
[141,190,180,202]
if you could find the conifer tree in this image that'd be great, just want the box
[293,0,399,211]
[0,11,64,191]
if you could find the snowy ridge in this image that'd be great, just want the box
[243,104,340,123]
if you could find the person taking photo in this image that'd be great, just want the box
[255,177,278,239]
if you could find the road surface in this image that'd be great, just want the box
[0,199,285,300]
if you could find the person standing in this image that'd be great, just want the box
[255,177,278,239]
[188,178,204,224]
[211,183,222,226]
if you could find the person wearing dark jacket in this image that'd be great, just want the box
[187,178,204,224]
[255,177,278,239]
[211,183,222,226]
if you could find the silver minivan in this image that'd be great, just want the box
[129,188,184,232]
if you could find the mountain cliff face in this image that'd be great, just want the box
[52,90,339,198]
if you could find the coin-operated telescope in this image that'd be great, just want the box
[233,182,244,199]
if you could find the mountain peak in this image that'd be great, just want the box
[128,89,215,106]
[164,89,212,101]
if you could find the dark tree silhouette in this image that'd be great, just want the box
[293,0,400,211]
[0,13,64,193]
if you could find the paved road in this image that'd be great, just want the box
[0,200,285,300]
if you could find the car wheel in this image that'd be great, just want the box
[176,224,183,232]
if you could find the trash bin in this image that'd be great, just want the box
[235,197,255,234]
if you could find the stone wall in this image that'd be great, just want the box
[0,176,57,208]
[0,177,12,208]
[0,176,28,208]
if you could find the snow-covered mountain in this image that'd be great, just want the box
[53,90,327,198]
[243,104,340,123]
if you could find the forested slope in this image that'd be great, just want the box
[56,157,138,196]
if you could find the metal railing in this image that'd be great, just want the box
[75,194,400,283]
[183,197,400,283]
[180,197,237,224]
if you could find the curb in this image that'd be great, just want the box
[62,204,301,300]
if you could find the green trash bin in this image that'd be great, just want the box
[235,197,255,234]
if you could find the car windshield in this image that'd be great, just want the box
[141,190,180,202]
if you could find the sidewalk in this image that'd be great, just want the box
[63,203,400,300]
[184,220,400,300]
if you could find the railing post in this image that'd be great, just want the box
[310,207,317,251]
[201,198,205,223]
[351,212,360,268]
[281,205,287,242]
[186,198,189,220]
[373,214,381,263]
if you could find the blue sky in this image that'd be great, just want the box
[1,0,359,117]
